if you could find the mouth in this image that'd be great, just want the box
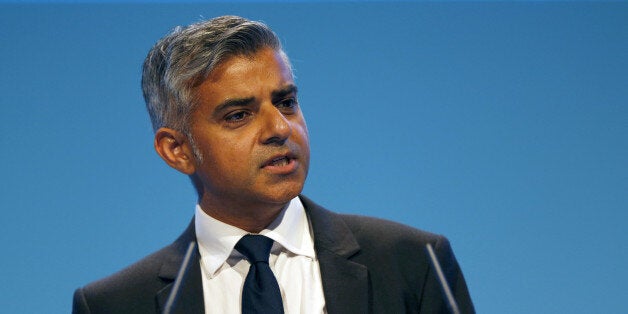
[267,156,291,167]
[261,153,299,174]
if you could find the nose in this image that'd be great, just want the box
[260,104,291,145]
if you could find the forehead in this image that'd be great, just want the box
[208,48,292,86]
[192,48,294,111]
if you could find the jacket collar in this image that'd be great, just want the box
[155,221,205,314]
[153,196,369,314]
[300,195,370,314]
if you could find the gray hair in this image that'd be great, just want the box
[141,16,283,134]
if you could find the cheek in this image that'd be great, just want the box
[293,117,310,142]
[217,143,248,164]
[197,136,236,165]
[213,138,259,172]
[293,122,311,165]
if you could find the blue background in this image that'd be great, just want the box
[1,2,627,313]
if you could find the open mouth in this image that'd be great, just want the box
[267,156,290,167]
[261,153,298,174]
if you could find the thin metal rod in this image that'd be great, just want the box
[163,241,197,314]
[426,243,461,314]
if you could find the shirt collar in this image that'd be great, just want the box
[195,196,315,276]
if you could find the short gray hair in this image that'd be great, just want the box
[141,16,282,134]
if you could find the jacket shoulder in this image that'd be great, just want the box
[82,243,174,292]
[339,213,443,245]
[300,195,475,313]
[73,243,177,314]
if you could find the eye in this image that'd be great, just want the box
[225,111,251,123]
[276,98,298,113]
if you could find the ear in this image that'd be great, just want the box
[154,127,197,175]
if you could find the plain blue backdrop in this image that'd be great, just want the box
[1,2,627,313]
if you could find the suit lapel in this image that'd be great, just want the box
[155,221,205,314]
[152,198,369,314]
[301,196,370,314]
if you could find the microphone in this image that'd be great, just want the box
[163,241,198,314]
[425,243,461,314]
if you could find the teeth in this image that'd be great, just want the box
[270,157,288,166]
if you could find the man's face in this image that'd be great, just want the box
[188,48,310,212]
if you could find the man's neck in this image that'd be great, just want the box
[198,197,288,233]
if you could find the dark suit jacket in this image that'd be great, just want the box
[73,196,474,313]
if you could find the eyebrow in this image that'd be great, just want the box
[214,97,255,114]
[213,84,298,114]
[271,84,298,101]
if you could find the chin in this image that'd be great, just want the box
[263,184,304,205]
[268,190,301,204]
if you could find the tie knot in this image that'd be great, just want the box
[235,234,274,263]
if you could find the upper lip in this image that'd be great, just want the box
[262,151,297,167]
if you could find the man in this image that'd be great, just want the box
[73,16,474,314]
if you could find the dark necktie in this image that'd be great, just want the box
[235,234,284,314]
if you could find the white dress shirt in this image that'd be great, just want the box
[194,196,327,314]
